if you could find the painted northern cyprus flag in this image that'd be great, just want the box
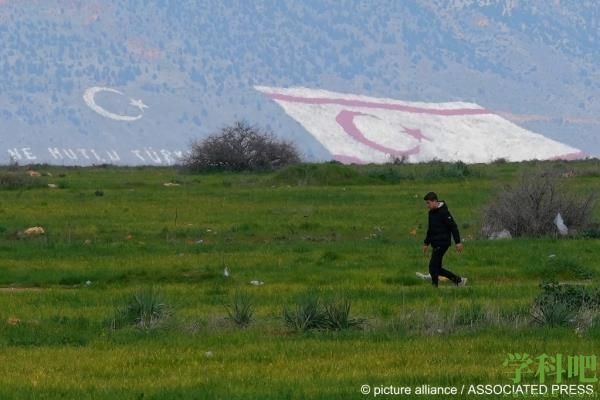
[256,86,586,164]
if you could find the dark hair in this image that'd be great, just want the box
[423,192,438,201]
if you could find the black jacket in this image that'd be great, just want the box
[424,201,461,247]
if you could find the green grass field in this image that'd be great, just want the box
[1,160,599,399]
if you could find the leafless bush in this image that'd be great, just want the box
[481,169,596,237]
[183,121,301,172]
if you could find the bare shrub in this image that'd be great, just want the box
[183,121,301,172]
[481,169,596,237]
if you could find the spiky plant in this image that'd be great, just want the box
[225,290,254,328]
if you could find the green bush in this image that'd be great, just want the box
[530,281,600,327]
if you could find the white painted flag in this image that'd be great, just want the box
[256,86,586,164]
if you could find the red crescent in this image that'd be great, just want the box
[336,110,421,157]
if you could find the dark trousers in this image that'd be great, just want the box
[429,245,460,287]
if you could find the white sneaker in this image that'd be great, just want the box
[457,277,467,287]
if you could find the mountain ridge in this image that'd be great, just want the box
[1,0,598,164]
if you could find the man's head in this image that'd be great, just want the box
[423,191,439,210]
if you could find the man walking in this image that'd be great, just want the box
[423,192,467,287]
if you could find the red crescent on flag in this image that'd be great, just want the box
[335,110,421,157]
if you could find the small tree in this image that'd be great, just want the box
[183,121,301,172]
[481,168,596,237]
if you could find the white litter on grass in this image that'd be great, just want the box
[554,213,569,236]
[205,351,213,358]
[548,254,557,258]
[48,183,58,188]
[163,182,181,187]
[23,226,45,237]
[85,280,92,286]
[223,267,230,278]
[489,229,512,240]
[249,280,264,286]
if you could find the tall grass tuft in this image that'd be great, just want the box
[283,292,326,332]
[322,297,364,331]
[111,287,172,330]
[531,299,577,327]
[225,290,254,328]
[283,292,363,332]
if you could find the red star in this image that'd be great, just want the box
[402,127,431,142]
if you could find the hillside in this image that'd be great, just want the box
[258,86,585,163]
[1,0,599,164]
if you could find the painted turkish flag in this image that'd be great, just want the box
[256,86,585,164]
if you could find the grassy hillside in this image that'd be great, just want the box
[0,160,599,399]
